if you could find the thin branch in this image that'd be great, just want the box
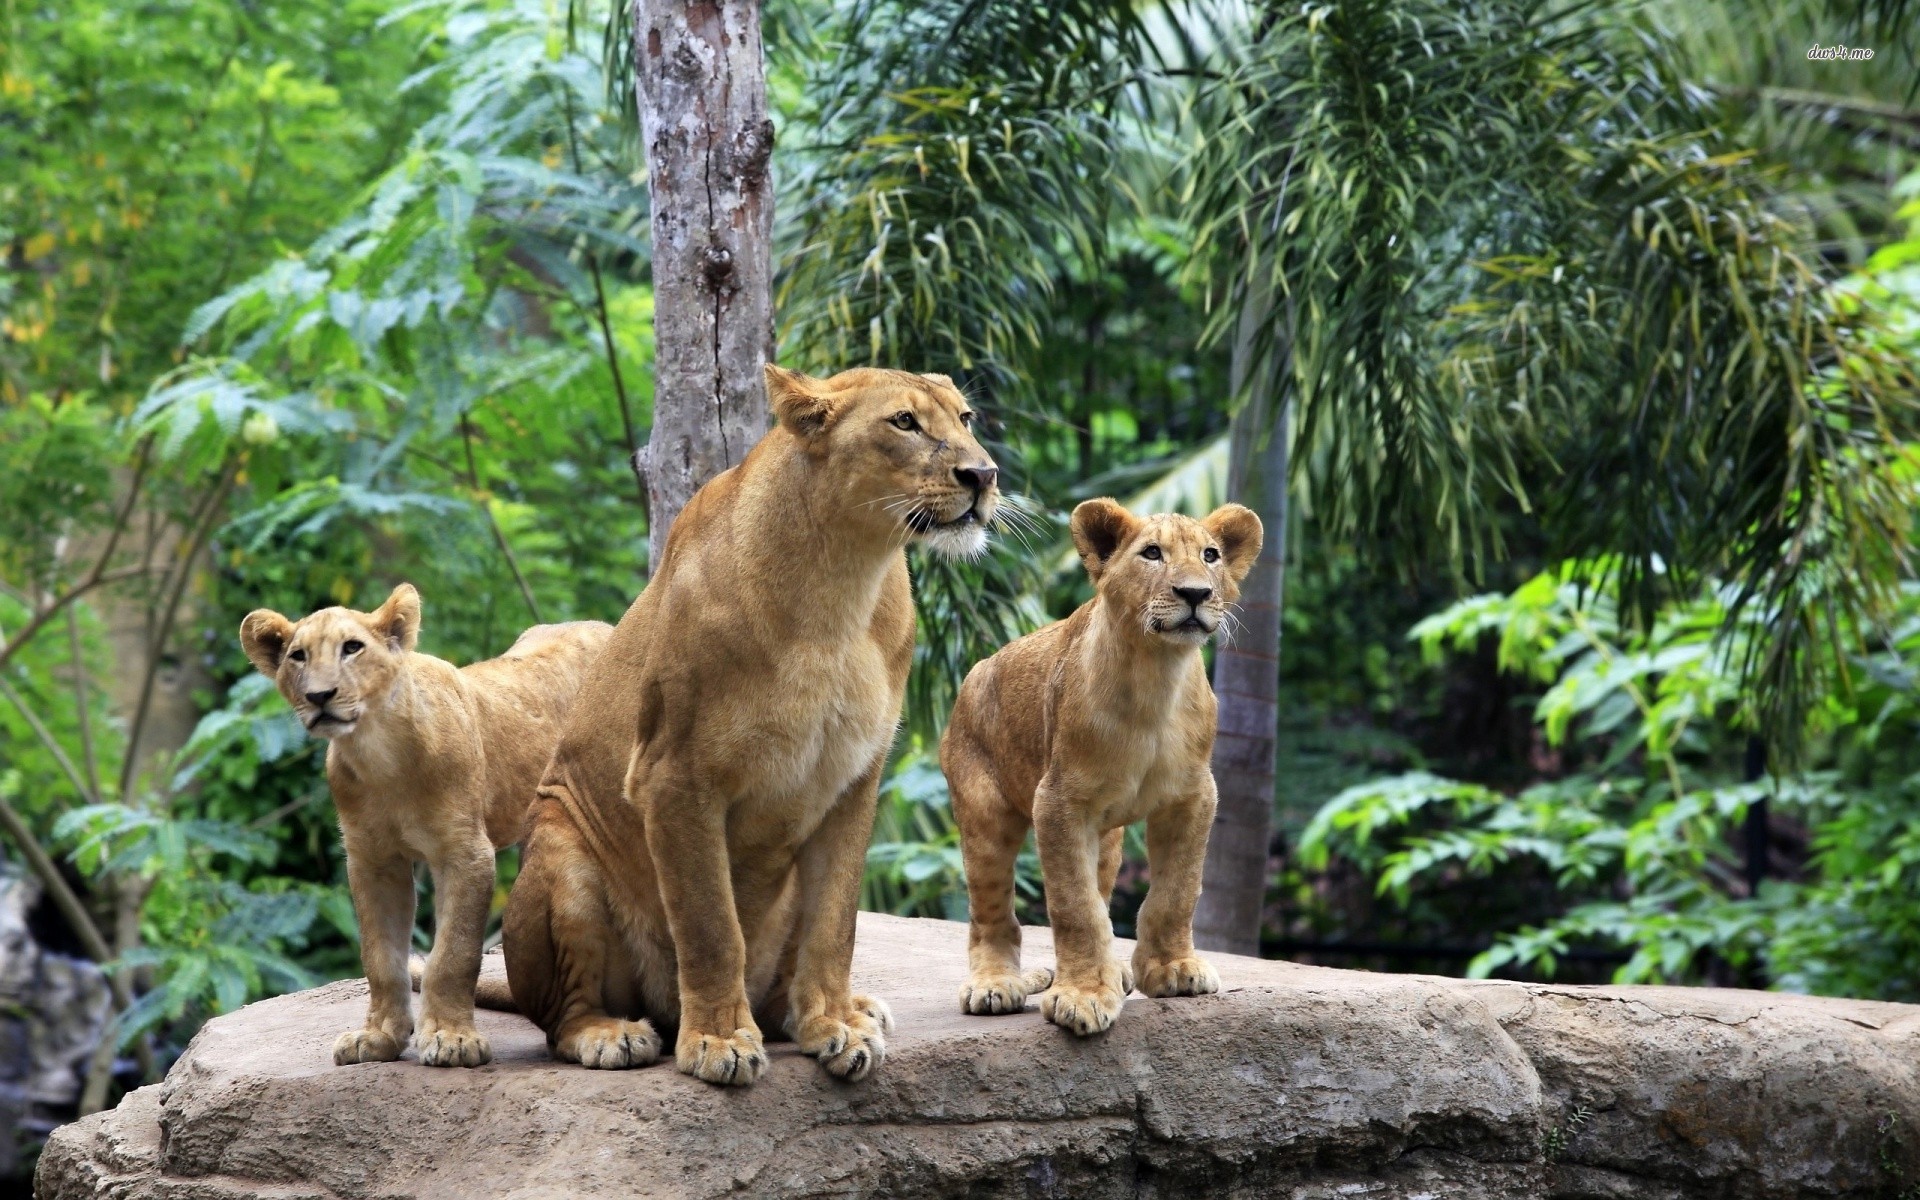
[0,440,154,675]
[0,677,101,808]
[461,416,544,623]
[66,605,104,802]
[118,462,237,802]
[559,82,649,516]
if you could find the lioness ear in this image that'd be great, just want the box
[370,584,421,652]
[766,364,833,438]
[1071,498,1138,583]
[238,610,296,677]
[1202,503,1264,583]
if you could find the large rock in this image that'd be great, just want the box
[35,914,1920,1199]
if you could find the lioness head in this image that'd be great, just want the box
[765,364,1001,559]
[1071,499,1263,645]
[238,584,421,738]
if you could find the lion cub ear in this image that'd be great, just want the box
[766,364,834,438]
[1202,503,1264,582]
[1071,498,1139,583]
[239,610,296,677]
[370,584,422,652]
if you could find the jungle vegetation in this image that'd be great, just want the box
[2,0,1917,1145]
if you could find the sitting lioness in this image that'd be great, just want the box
[239,586,611,1067]
[942,498,1262,1035]
[503,365,999,1085]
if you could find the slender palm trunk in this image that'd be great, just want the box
[1193,297,1288,955]
[632,0,775,570]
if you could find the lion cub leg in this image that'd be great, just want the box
[1132,782,1221,1000]
[953,770,1046,1015]
[1096,828,1135,997]
[414,841,496,1067]
[1032,780,1128,1037]
[335,848,415,1065]
[781,762,893,1082]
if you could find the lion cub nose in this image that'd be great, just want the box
[1173,585,1213,608]
[305,688,338,708]
[953,465,997,494]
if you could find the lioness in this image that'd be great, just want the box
[503,365,999,1085]
[943,498,1262,1035]
[239,586,611,1067]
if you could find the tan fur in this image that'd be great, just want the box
[942,498,1263,1035]
[503,365,1000,1084]
[239,586,611,1067]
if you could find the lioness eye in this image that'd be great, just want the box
[958,411,976,427]
[342,640,364,656]
[289,648,307,663]
[1141,545,1163,562]
[890,411,918,431]
[1204,547,1220,563]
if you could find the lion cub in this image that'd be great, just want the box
[942,498,1262,1035]
[240,585,610,1067]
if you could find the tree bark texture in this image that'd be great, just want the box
[633,0,775,570]
[1193,298,1288,956]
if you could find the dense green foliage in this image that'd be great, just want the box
[2,0,1917,1146]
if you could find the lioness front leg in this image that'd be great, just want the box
[337,848,415,1065]
[1033,780,1127,1036]
[1133,780,1221,1000]
[784,759,892,1081]
[416,841,495,1067]
[644,772,767,1086]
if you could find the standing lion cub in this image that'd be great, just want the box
[239,585,610,1067]
[942,498,1262,1035]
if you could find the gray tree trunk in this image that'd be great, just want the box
[632,0,775,570]
[1193,297,1288,955]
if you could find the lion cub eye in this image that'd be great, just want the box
[341,640,364,656]
[289,648,308,663]
[890,411,919,432]
[1203,547,1220,563]
[1140,545,1163,562]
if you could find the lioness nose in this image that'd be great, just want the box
[954,465,997,494]
[305,688,337,708]
[1174,585,1213,608]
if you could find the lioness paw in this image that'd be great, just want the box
[1137,954,1220,998]
[961,966,1053,1015]
[677,1026,768,1086]
[850,993,895,1036]
[559,1018,662,1070]
[333,1027,406,1065]
[1039,982,1125,1036]
[416,1024,493,1068]
[793,998,891,1082]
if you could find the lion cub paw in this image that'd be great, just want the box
[792,995,891,1082]
[416,1023,493,1068]
[1137,954,1220,998]
[559,1018,662,1070]
[333,1026,406,1065]
[1039,977,1126,1037]
[677,1026,768,1086]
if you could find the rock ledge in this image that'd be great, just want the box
[35,913,1920,1199]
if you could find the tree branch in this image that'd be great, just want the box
[0,441,154,675]
[66,605,105,802]
[118,462,236,802]
[461,416,545,624]
[0,676,101,808]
